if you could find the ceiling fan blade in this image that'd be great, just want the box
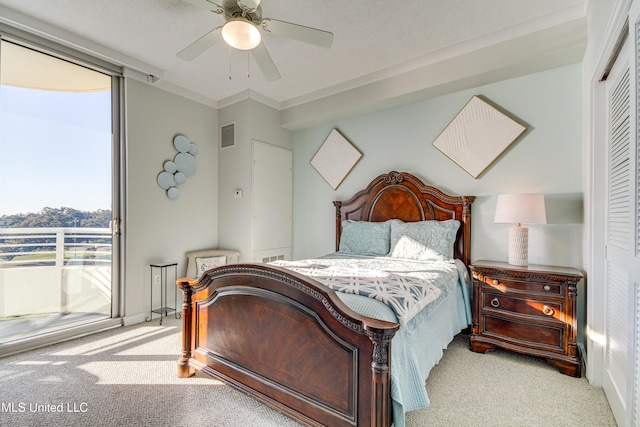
[261,18,333,48]
[251,42,281,81]
[177,26,223,61]
[182,0,224,13]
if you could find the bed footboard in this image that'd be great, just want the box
[177,263,399,427]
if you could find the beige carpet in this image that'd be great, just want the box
[0,316,616,426]
[414,334,617,427]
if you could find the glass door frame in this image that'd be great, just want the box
[0,26,124,357]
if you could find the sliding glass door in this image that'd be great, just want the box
[0,39,121,351]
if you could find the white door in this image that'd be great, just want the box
[603,21,639,426]
[251,140,292,262]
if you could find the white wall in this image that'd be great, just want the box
[124,79,218,322]
[292,64,583,270]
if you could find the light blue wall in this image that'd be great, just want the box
[292,64,582,269]
[218,99,293,261]
[125,79,218,322]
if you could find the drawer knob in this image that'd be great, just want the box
[543,305,554,316]
[490,298,500,308]
[492,279,499,285]
[543,285,551,291]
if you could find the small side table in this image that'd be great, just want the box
[147,262,180,325]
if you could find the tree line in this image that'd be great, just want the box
[0,207,111,228]
[0,208,112,260]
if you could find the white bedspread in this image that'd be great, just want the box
[270,258,445,326]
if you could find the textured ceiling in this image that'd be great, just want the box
[0,0,586,113]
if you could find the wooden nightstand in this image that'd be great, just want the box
[469,260,583,377]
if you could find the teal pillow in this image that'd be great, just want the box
[338,220,391,255]
[389,220,460,260]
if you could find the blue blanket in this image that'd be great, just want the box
[274,254,472,427]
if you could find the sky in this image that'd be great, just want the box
[0,85,112,217]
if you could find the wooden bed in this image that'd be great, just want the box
[176,171,474,427]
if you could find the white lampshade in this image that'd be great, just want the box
[494,194,546,266]
[222,20,261,50]
[494,194,547,225]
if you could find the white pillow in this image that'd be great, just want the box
[390,235,448,261]
[195,255,226,278]
[389,220,460,260]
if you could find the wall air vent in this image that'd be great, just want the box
[220,122,235,149]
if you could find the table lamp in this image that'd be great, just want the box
[494,193,547,266]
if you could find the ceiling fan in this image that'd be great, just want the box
[178,0,334,81]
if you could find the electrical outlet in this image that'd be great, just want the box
[154,274,161,285]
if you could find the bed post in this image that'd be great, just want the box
[176,281,195,378]
[334,201,343,252]
[367,327,396,427]
[461,196,474,267]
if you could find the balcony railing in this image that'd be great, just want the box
[0,227,112,319]
[0,227,112,267]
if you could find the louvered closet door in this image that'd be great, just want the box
[604,28,638,427]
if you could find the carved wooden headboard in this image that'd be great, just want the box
[333,171,475,266]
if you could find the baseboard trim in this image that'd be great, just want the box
[122,312,149,326]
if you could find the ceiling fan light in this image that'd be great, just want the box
[222,20,261,50]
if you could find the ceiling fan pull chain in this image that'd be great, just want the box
[228,46,232,80]
[247,51,250,78]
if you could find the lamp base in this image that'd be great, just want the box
[508,226,528,266]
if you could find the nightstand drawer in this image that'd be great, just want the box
[483,293,563,321]
[483,315,564,352]
[480,275,564,296]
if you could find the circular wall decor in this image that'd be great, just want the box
[157,134,198,199]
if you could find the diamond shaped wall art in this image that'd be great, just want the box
[432,96,526,178]
[311,128,362,190]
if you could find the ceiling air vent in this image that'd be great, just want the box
[220,123,235,149]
